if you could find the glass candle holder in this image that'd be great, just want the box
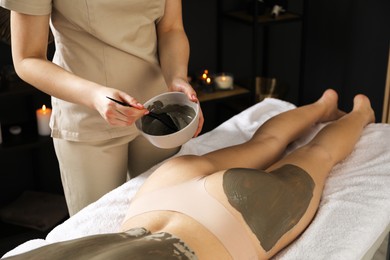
[214,73,234,90]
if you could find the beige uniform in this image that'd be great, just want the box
[1,0,179,215]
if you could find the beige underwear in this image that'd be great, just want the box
[124,176,258,260]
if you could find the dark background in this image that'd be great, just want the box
[181,0,390,119]
[1,0,389,118]
[0,0,389,256]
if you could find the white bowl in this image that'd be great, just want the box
[135,92,200,149]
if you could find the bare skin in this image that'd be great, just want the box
[123,89,375,259]
[4,90,374,260]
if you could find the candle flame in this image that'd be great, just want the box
[201,69,209,80]
[42,105,47,111]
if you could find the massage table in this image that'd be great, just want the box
[2,98,390,259]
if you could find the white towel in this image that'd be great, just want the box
[3,98,390,259]
[275,123,390,260]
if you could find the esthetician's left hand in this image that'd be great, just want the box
[168,78,204,137]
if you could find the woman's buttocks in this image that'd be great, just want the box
[213,165,315,252]
[121,211,232,260]
[118,227,197,259]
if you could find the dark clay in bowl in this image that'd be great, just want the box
[141,101,196,136]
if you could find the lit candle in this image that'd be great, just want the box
[36,105,52,136]
[206,77,212,85]
[215,73,234,90]
[202,69,209,80]
[200,70,209,85]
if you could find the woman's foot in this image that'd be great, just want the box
[316,89,346,122]
[352,94,375,125]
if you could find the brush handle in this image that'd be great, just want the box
[106,96,178,131]
[106,96,159,116]
[106,96,131,107]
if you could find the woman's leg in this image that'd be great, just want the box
[264,94,375,257]
[267,94,375,192]
[203,89,345,171]
[140,89,345,192]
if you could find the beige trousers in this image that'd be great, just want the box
[53,135,179,216]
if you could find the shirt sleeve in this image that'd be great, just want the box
[0,0,52,15]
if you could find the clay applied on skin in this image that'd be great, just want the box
[4,228,197,260]
[142,101,196,136]
[222,164,315,252]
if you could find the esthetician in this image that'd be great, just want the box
[0,0,204,216]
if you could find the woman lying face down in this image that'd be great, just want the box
[3,89,375,260]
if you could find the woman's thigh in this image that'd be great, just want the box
[219,165,318,256]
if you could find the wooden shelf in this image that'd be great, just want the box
[196,85,250,103]
[224,11,301,25]
[218,1,305,104]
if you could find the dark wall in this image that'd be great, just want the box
[301,0,390,120]
[183,0,389,119]
[2,1,389,119]
[216,0,304,104]
[182,0,218,75]
[183,0,390,119]
[0,43,12,67]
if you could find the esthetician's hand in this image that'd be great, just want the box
[168,78,204,137]
[94,87,148,126]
